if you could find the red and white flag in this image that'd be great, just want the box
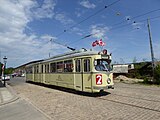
[98,39,106,46]
[92,41,97,47]
[92,39,106,47]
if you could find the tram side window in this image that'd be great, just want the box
[76,60,81,72]
[37,65,39,73]
[45,64,49,73]
[41,65,43,73]
[34,65,38,74]
[84,59,90,72]
[34,66,36,73]
[50,63,56,73]
[26,67,32,74]
[64,60,73,72]
[57,61,63,72]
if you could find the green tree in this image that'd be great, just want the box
[154,65,160,84]
[5,67,14,74]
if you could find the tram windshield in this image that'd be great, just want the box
[95,59,112,71]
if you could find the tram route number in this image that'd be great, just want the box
[96,74,102,85]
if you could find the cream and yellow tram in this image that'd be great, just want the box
[25,49,114,93]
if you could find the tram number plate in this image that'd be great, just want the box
[96,74,102,85]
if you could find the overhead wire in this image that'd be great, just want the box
[66,15,160,46]
[46,1,160,51]
[58,7,160,47]
[54,0,121,38]
[111,8,160,27]
[110,15,160,31]
[48,0,121,51]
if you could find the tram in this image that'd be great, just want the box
[25,49,114,93]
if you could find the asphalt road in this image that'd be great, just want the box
[7,76,26,86]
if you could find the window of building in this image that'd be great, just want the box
[84,59,90,72]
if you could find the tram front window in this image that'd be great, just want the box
[95,59,111,71]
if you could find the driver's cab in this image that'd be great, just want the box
[95,59,112,72]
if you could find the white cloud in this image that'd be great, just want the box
[79,0,96,9]
[90,24,109,39]
[55,13,74,25]
[32,0,56,19]
[0,0,66,67]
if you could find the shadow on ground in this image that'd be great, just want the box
[26,81,111,97]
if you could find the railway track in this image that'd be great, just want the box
[115,83,160,92]
[110,93,160,103]
[96,93,160,113]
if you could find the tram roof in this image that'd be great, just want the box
[42,49,98,63]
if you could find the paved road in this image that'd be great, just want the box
[0,77,50,120]
[7,77,26,86]
[8,77,160,120]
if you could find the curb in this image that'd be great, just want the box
[0,83,19,106]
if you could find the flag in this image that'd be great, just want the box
[92,41,97,47]
[92,39,106,47]
[98,39,106,46]
[95,40,99,45]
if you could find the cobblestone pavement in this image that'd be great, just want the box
[10,80,160,120]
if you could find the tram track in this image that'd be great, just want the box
[96,94,160,113]
[115,83,160,92]
[110,93,160,103]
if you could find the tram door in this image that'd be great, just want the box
[75,58,92,92]
[82,58,92,92]
[75,59,83,91]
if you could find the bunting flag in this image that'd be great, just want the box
[92,39,106,47]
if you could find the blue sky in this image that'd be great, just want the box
[0,0,160,67]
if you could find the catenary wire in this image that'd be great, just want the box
[55,0,121,38]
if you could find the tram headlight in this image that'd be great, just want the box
[107,78,111,84]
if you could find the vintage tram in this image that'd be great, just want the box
[25,49,114,93]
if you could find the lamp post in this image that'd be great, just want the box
[3,56,7,87]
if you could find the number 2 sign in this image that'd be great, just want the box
[96,74,102,85]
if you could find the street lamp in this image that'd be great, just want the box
[3,56,7,87]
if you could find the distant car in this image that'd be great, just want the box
[11,73,17,77]
[2,75,10,81]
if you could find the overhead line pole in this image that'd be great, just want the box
[147,18,155,82]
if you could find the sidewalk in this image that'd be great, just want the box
[0,81,18,106]
[0,81,51,120]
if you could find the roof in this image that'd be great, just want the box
[42,49,98,63]
[15,60,43,69]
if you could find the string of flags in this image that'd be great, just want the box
[92,39,106,47]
